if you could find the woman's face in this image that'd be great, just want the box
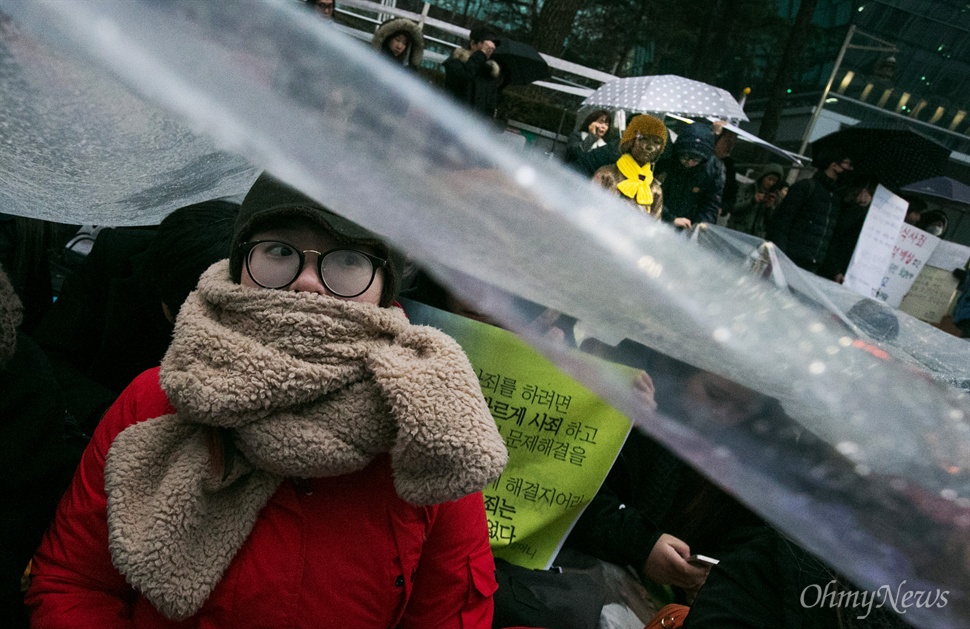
[588,115,609,138]
[388,33,409,58]
[855,188,873,208]
[242,221,384,305]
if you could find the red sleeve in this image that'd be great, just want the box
[399,492,498,629]
[26,368,174,629]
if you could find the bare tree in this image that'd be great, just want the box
[758,0,818,142]
[690,0,734,83]
[534,0,585,55]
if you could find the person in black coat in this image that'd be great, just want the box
[564,345,768,602]
[713,126,739,219]
[818,177,878,282]
[30,200,238,437]
[442,25,503,120]
[0,263,82,628]
[767,152,856,274]
[655,123,725,230]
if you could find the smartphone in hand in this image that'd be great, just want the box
[686,554,719,567]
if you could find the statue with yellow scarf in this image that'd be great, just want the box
[592,115,667,218]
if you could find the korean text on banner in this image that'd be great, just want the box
[402,300,633,570]
[878,225,940,307]
[843,185,908,299]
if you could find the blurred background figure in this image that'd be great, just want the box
[0,214,57,334]
[767,150,855,274]
[952,263,970,339]
[727,163,785,239]
[564,109,612,165]
[442,25,503,120]
[30,200,239,438]
[0,263,81,629]
[656,123,724,230]
[818,176,878,283]
[305,0,335,21]
[712,123,739,221]
[917,209,948,238]
[372,17,424,70]
[563,344,771,619]
[902,197,926,226]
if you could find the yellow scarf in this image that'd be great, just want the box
[615,154,654,206]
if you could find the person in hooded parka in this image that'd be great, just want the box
[372,18,425,71]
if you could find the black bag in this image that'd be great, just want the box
[492,558,607,629]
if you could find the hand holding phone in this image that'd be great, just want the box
[686,554,719,567]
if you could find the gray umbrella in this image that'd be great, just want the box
[901,176,970,208]
[582,74,748,121]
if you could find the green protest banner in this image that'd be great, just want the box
[402,299,633,569]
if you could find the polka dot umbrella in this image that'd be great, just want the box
[581,74,748,121]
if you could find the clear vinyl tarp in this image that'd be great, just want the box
[0,1,967,626]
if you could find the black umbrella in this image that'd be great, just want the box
[491,39,550,87]
[810,126,950,190]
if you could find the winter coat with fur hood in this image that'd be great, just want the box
[442,47,502,119]
[372,18,425,68]
[27,367,499,629]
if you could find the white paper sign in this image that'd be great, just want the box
[926,240,970,272]
[843,185,909,299]
[876,225,940,307]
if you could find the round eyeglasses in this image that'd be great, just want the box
[240,240,386,297]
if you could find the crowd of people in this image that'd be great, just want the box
[1,4,964,629]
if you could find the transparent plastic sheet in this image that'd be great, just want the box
[0,1,967,625]
[0,14,258,225]
[694,225,970,390]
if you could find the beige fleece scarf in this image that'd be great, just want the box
[104,260,507,620]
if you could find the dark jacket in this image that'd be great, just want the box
[564,340,762,579]
[572,143,621,177]
[563,130,606,165]
[442,48,502,119]
[565,426,762,576]
[818,200,869,280]
[30,228,173,435]
[682,528,914,629]
[767,171,843,272]
[728,163,785,238]
[720,155,739,215]
[656,124,724,227]
[0,332,82,628]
